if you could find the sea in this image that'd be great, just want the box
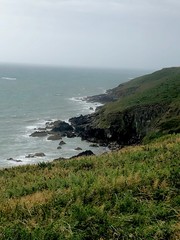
[0,64,148,168]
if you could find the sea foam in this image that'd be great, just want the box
[1,77,17,81]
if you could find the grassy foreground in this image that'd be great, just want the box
[0,134,180,239]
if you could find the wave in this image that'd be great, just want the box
[68,96,103,116]
[1,76,17,81]
[69,96,86,102]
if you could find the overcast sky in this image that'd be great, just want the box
[0,0,180,69]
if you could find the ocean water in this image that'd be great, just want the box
[0,64,148,168]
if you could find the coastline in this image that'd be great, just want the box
[2,96,108,168]
[1,65,148,168]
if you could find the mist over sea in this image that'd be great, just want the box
[0,64,148,168]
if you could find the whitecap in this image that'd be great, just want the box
[1,77,17,81]
[69,96,86,102]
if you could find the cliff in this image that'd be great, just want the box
[70,67,180,147]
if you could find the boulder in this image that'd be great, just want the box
[70,150,94,159]
[25,154,35,158]
[66,132,76,138]
[59,140,66,145]
[75,147,82,151]
[47,134,62,141]
[30,131,47,137]
[7,158,22,162]
[51,120,73,133]
[89,143,98,147]
[34,152,46,157]
[26,153,45,158]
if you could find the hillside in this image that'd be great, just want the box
[0,134,179,239]
[97,67,180,121]
[70,67,180,147]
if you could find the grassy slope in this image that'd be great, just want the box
[0,134,179,239]
[96,67,180,131]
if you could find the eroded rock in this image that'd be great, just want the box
[59,140,66,145]
[30,131,47,137]
[70,150,94,159]
[75,147,82,151]
[7,158,22,162]
[47,134,62,141]
[26,153,46,158]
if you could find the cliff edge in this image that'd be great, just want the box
[70,67,180,147]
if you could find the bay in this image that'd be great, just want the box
[0,64,148,168]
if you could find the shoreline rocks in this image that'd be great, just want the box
[30,131,48,137]
[25,153,46,158]
[59,140,66,145]
[30,120,77,141]
[47,134,62,141]
[70,150,94,159]
[75,147,82,151]
[7,158,22,162]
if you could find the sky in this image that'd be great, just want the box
[0,0,180,69]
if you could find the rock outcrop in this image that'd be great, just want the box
[26,153,46,158]
[70,150,94,159]
[30,120,76,140]
[30,131,48,137]
[69,103,168,146]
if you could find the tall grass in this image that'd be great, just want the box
[0,134,179,239]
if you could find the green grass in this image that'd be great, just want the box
[0,134,179,239]
[95,67,180,129]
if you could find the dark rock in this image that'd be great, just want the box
[69,113,108,146]
[30,131,47,137]
[51,120,73,133]
[89,143,98,147]
[57,146,62,149]
[53,157,66,162]
[69,103,168,147]
[75,147,82,151]
[66,132,76,138]
[7,158,22,162]
[34,152,46,157]
[25,154,35,158]
[89,107,94,111]
[59,140,66,145]
[99,142,108,147]
[38,127,46,131]
[47,120,75,138]
[47,134,62,141]
[70,150,94,159]
[26,153,46,158]
[70,114,93,126]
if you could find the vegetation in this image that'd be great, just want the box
[95,67,180,133]
[0,134,179,239]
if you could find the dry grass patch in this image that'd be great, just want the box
[172,222,180,240]
[1,190,53,213]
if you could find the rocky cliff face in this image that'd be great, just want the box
[77,67,180,147]
[69,103,168,147]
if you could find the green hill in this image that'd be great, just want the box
[74,67,180,146]
[0,134,179,239]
